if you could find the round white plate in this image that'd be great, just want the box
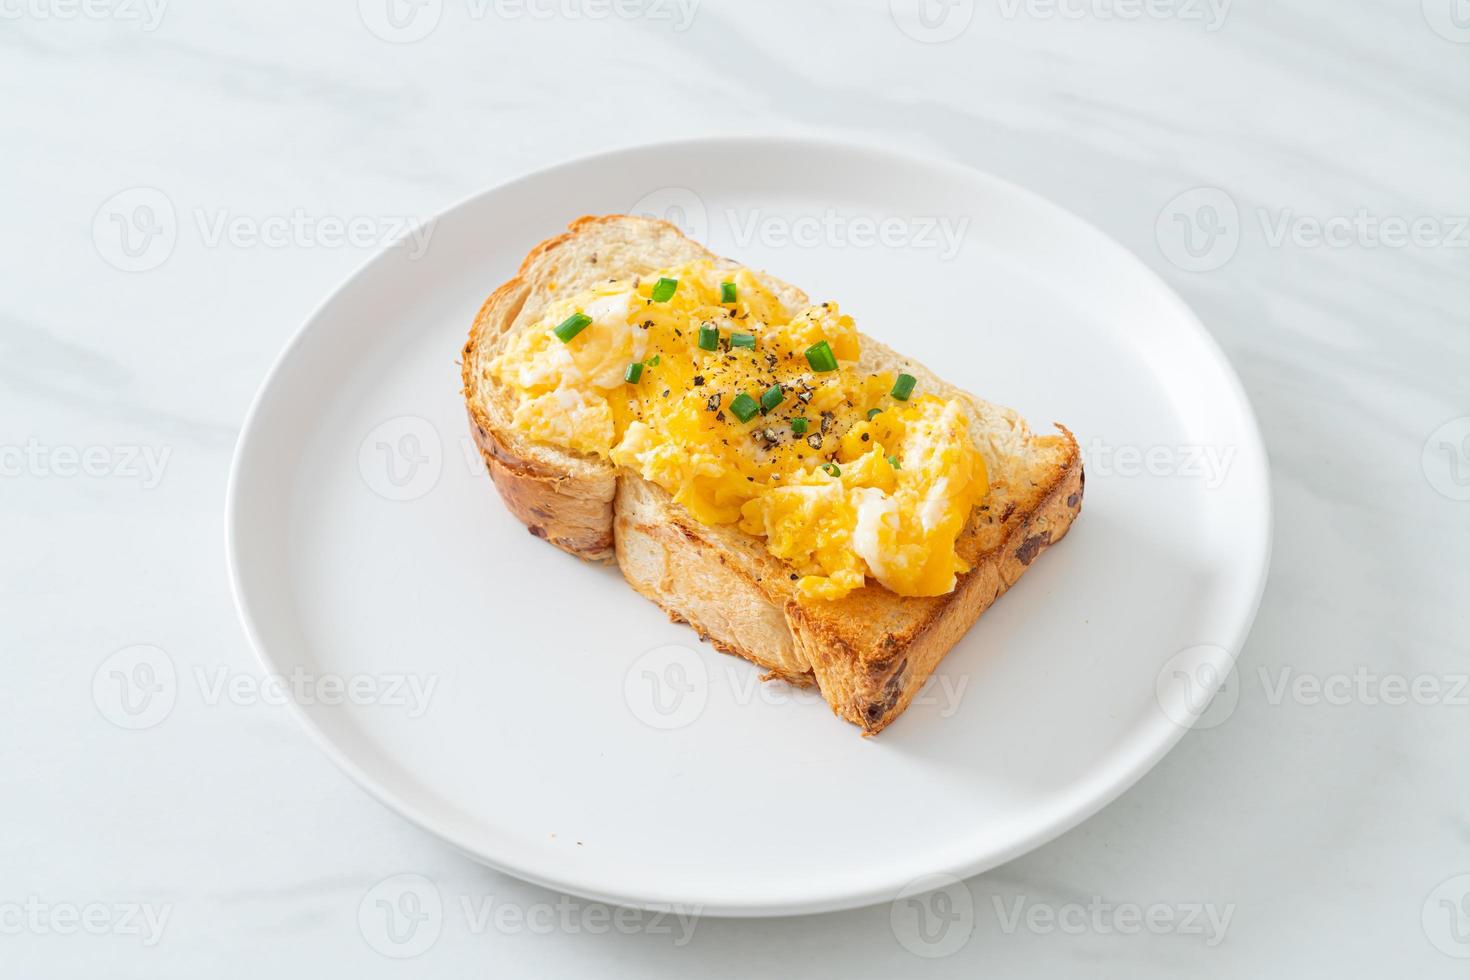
[227,137,1270,917]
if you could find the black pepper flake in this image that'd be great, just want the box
[662,389,670,398]
[789,573,798,581]
[693,375,705,386]
[806,433,823,450]
[715,412,726,422]
[705,393,721,412]
[861,433,869,442]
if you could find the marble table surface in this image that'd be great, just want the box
[3,0,1467,975]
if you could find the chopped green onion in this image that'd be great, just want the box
[730,332,756,349]
[791,417,809,435]
[804,340,838,373]
[759,385,783,412]
[867,408,883,421]
[645,354,660,366]
[887,455,901,469]
[623,362,643,384]
[821,462,841,477]
[720,281,737,303]
[729,392,759,423]
[698,324,719,351]
[891,373,917,401]
[651,277,678,302]
[554,312,591,343]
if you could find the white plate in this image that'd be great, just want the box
[226,137,1270,917]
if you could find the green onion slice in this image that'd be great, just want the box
[867,408,883,421]
[721,281,737,303]
[759,385,783,412]
[729,392,759,423]
[891,373,917,401]
[804,340,838,373]
[645,354,660,366]
[730,332,756,348]
[624,362,643,384]
[887,455,901,469]
[698,324,719,351]
[553,312,591,343]
[651,277,678,302]
[821,462,841,477]
[791,417,809,434]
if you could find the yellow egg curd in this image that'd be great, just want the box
[488,260,990,601]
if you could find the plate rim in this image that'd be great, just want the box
[225,134,1273,917]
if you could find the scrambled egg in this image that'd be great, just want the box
[488,261,989,601]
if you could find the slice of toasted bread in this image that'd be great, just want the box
[463,215,1082,734]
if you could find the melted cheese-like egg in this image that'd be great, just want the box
[487,261,990,600]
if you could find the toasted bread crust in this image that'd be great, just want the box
[462,216,1083,733]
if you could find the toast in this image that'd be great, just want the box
[462,215,1082,734]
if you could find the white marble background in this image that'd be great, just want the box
[3,0,1468,975]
